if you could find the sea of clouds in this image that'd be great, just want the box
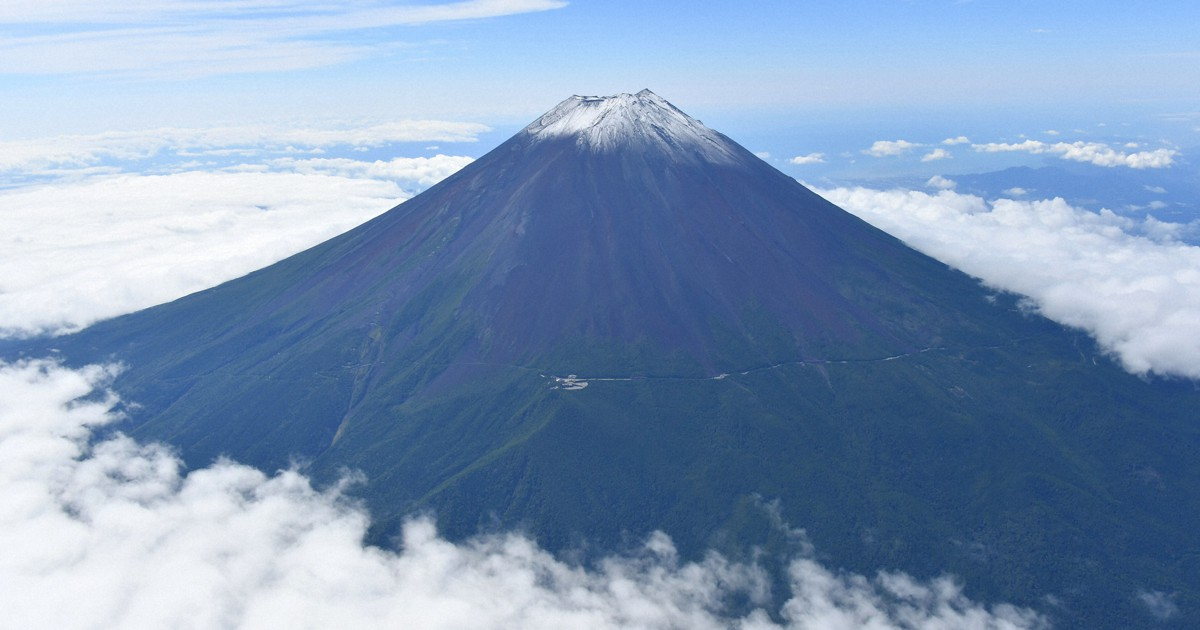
[4,121,1196,628]
[818,185,1200,380]
[0,123,475,337]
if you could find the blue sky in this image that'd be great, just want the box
[3,1,1198,171]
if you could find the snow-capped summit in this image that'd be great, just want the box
[522,89,742,163]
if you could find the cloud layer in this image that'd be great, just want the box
[0,122,482,338]
[270,155,475,188]
[0,170,409,337]
[0,359,1047,630]
[817,186,1200,379]
[0,122,488,178]
[846,134,1180,172]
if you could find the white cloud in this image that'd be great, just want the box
[0,0,569,78]
[0,0,569,25]
[815,186,1200,379]
[972,140,1177,169]
[789,153,825,165]
[0,123,484,339]
[0,122,489,176]
[942,136,970,145]
[864,140,920,157]
[921,148,951,162]
[270,155,476,188]
[0,170,406,337]
[1003,187,1028,196]
[1044,130,1060,136]
[1144,185,1167,194]
[0,359,1048,630]
[926,175,957,190]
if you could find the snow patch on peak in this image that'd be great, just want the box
[523,90,742,164]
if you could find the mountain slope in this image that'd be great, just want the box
[27,90,1200,628]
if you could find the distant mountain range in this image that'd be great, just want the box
[16,90,1200,628]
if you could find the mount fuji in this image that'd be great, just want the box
[22,90,1200,627]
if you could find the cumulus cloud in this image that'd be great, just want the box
[925,175,957,190]
[0,359,1048,630]
[816,186,1200,379]
[942,136,970,145]
[921,148,951,162]
[789,153,825,165]
[864,140,920,157]
[0,0,568,77]
[1003,187,1028,197]
[972,140,1177,169]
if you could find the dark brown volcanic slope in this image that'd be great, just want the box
[29,90,1200,628]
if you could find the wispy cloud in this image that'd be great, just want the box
[941,136,970,146]
[0,0,569,26]
[1138,590,1180,622]
[816,186,1200,379]
[0,0,569,77]
[0,359,1048,630]
[270,155,475,188]
[0,122,489,177]
[973,140,1177,169]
